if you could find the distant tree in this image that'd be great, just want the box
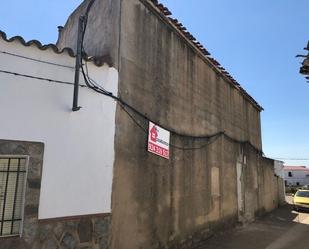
[298,41,309,82]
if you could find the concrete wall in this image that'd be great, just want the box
[57,1,282,249]
[0,37,118,219]
[112,1,265,248]
[277,177,286,205]
[228,145,282,224]
[57,0,121,68]
[258,157,280,214]
[274,161,286,204]
[274,160,284,178]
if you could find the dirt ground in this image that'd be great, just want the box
[198,197,309,249]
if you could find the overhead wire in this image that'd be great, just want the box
[0,69,86,87]
[75,0,265,152]
[0,2,289,156]
[0,0,264,153]
[118,103,224,150]
[0,50,74,69]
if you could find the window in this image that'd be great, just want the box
[0,157,27,237]
[288,172,292,177]
[296,190,309,197]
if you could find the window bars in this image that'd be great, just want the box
[0,157,27,237]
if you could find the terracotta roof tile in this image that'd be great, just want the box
[147,0,263,111]
[0,30,109,67]
[284,166,309,171]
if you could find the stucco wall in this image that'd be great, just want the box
[0,140,111,249]
[57,0,121,68]
[111,1,264,248]
[0,38,118,219]
[57,1,282,249]
[57,0,262,148]
[284,169,309,186]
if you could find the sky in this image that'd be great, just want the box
[0,0,308,166]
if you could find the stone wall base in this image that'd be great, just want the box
[0,215,110,249]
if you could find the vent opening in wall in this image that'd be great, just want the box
[0,157,28,237]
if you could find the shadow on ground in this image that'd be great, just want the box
[199,203,309,249]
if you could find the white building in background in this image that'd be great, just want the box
[274,160,286,205]
[284,166,309,186]
[274,160,284,178]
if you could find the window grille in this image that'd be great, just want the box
[0,157,27,237]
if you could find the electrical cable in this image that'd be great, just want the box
[81,57,263,151]
[84,59,112,94]
[80,0,96,51]
[76,0,265,152]
[0,50,74,69]
[118,104,148,134]
[116,104,262,151]
[0,69,87,87]
[119,103,224,150]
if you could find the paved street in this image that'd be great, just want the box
[199,197,309,249]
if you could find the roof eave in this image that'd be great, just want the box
[142,0,264,112]
[0,30,112,67]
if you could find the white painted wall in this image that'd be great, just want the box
[274,160,285,204]
[284,168,309,186]
[0,39,118,219]
[274,161,284,178]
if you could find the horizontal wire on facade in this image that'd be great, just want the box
[0,63,263,152]
[77,6,265,153]
[0,69,87,87]
[83,75,263,152]
[119,101,262,152]
[121,102,222,150]
[0,0,263,153]
[0,50,74,69]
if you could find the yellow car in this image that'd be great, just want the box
[293,189,309,211]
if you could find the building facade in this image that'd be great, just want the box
[0,1,285,249]
[284,166,309,186]
[0,31,117,248]
[274,160,286,204]
[57,1,285,248]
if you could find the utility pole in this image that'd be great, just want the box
[72,16,85,112]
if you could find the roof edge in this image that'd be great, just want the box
[142,0,264,111]
[0,30,112,67]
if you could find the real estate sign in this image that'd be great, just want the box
[148,121,170,159]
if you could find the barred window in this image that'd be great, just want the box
[0,157,27,237]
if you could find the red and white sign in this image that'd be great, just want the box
[148,121,170,159]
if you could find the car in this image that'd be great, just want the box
[293,189,309,211]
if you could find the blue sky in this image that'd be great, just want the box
[0,0,308,166]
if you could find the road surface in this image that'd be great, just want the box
[199,197,309,249]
